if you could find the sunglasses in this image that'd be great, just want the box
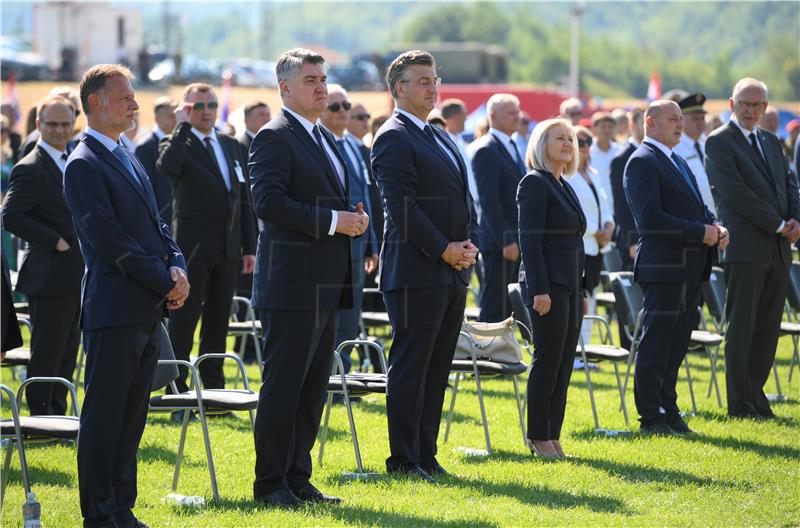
[578,138,593,147]
[327,101,352,112]
[191,101,219,111]
[352,113,371,121]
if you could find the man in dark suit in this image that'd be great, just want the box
[471,93,525,322]
[20,86,82,159]
[249,48,368,507]
[320,84,379,373]
[63,64,189,528]
[611,106,645,271]
[624,100,728,435]
[134,96,177,223]
[372,50,479,479]
[236,100,271,157]
[2,95,84,416]
[157,83,257,392]
[705,78,800,419]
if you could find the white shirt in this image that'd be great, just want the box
[566,168,614,256]
[511,131,529,160]
[395,108,460,171]
[490,128,524,166]
[589,140,619,213]
[153,126,167,141]
[36,139,68,174]
[674,132,715,214]
[283,106,344,236]
[83,127,119,153]
[190,128,232,191]
[643,136,679,168]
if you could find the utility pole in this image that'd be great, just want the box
[568,3,584,97]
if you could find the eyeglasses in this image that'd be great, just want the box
[520,119,531,125]
[42,121,74,131]
[735,100,767,111]
[191,101,219,111]
[578,138,593,147]
[327,101,352,113]
[352,113,371,121]
[400,77,442,88]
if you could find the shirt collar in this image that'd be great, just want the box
[490,128,513,146]
[628,137,641,147]
[345,131,364,146]
[282,106,317,136]
[245,129,256,140]
[190,127,217,144]
[643,135,674,158]
[84,127,121,153]
[395,107,427,131]
[153,126,167,140]
[36,138,66,162]
[730,115,756,138]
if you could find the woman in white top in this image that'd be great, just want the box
[566,126,615,345]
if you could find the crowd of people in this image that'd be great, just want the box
[0,47,799,526]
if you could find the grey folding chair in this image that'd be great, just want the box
[318,339,388,476]
[227,296,264,378]
[782,262,800,383]
[1,317,32,381]
[0,384,30,508]
[149,353,259,502]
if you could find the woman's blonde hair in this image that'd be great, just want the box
[526,118,579,177]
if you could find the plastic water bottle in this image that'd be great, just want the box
[22,492,41,528]
[163,493,205,508]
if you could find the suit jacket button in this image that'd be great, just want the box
[163,255,169,261]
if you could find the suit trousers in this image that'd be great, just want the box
[78,322,160,528]
[168,255,239,392]
[253,308,337,497]
[26,295,81,415]
[383,284,466,470]
[478,251,520,322]
[527,286,582,440]
[634,282,702,426]
[724,252,789,416]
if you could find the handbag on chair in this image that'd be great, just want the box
[454,317,523,364]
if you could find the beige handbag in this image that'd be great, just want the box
[454,317,523,363]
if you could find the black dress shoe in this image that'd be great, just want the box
[666,416,695,435]
[387,464,436,483]
[255,488,303,508]
[639,423,674,435]
[420,459,449,477]
[291,483,342,504]
[120,518,149,528]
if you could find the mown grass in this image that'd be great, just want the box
[1,319,799,527]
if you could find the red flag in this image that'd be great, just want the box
[646,71,661,102]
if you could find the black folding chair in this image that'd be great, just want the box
[782,262,800,383]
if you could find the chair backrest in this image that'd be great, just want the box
[609,271,642,331]
[507,283,533,344]
[702,266,726,324]
[788,262,800,312]
[603,250,623,274]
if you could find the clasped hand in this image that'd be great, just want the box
[335,202,370,238]
[703,223,730,249]
[442,239,479,271]
[166,267,190,310]
[781,219,800,244]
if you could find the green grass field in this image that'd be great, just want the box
[2,319,799,527]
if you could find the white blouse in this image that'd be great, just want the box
[566,168,615,256]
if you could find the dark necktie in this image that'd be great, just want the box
[511,140,527,175]
[694,141,703,161]
[670,152,702,203]
[313,125,345,191]
[748,132,768,168]
[336,139,360,187]
[60,152,68,162]
[112,144,142,188]
[204,137,230,191]
[424,125,459,172]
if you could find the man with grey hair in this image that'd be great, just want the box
[249,48,368,506]
[705,77,800,419]
[559,97,583,125]
[472,93,525,322]
[372,50,478,480]
[21,85,83,157]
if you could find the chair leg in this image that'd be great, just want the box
[789,335,799,382]
[772,361,784,400]
[195,404,220,503]
[443,374,461,443]
[341,388,364,474]
[522,365,531,418]
[683,357,698,415]
[318,392,334,467]
[1,441,13,507]
[254,334,264,376]
[471,367,492,454]
[172,409,192,492]
[511,376,526,443]
[706,345,723,408]
[613,362,629,426]
[621,346,637,411]
[582,357,601,431]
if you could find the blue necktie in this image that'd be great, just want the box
[336,139,361,187]
[312,125,345,191]
[112,144,142,188]
[670,152,702,203]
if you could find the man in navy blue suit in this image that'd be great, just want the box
[249,48,368,507]
[371,50,478,480]
[610,106,645,271]
[471,93,526,322]
[623,100,728,436]
[64,64,189,528]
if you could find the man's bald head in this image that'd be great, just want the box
[645,100,684,148]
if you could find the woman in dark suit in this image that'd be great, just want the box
[517,118,587,459]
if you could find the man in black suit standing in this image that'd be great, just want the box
[64,64,189,528]
[3,95,84,415]
[249,48,368,507]
[705,78,800,419]
[236,101,271,157]
[372,50,478,479]
[624,100,728,435]
[157,83,257,392]
[611,106,645,271]
[135,96,177,223]
[471,93,525,322]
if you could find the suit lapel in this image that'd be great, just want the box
[35,146,64,188]
[643,142,703,206]
[217,136,240,198]
[396,112,463,184]
[188,133,229,192]
[283,110,345,202]
[318,125,348,202]
[489,133,519,174]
